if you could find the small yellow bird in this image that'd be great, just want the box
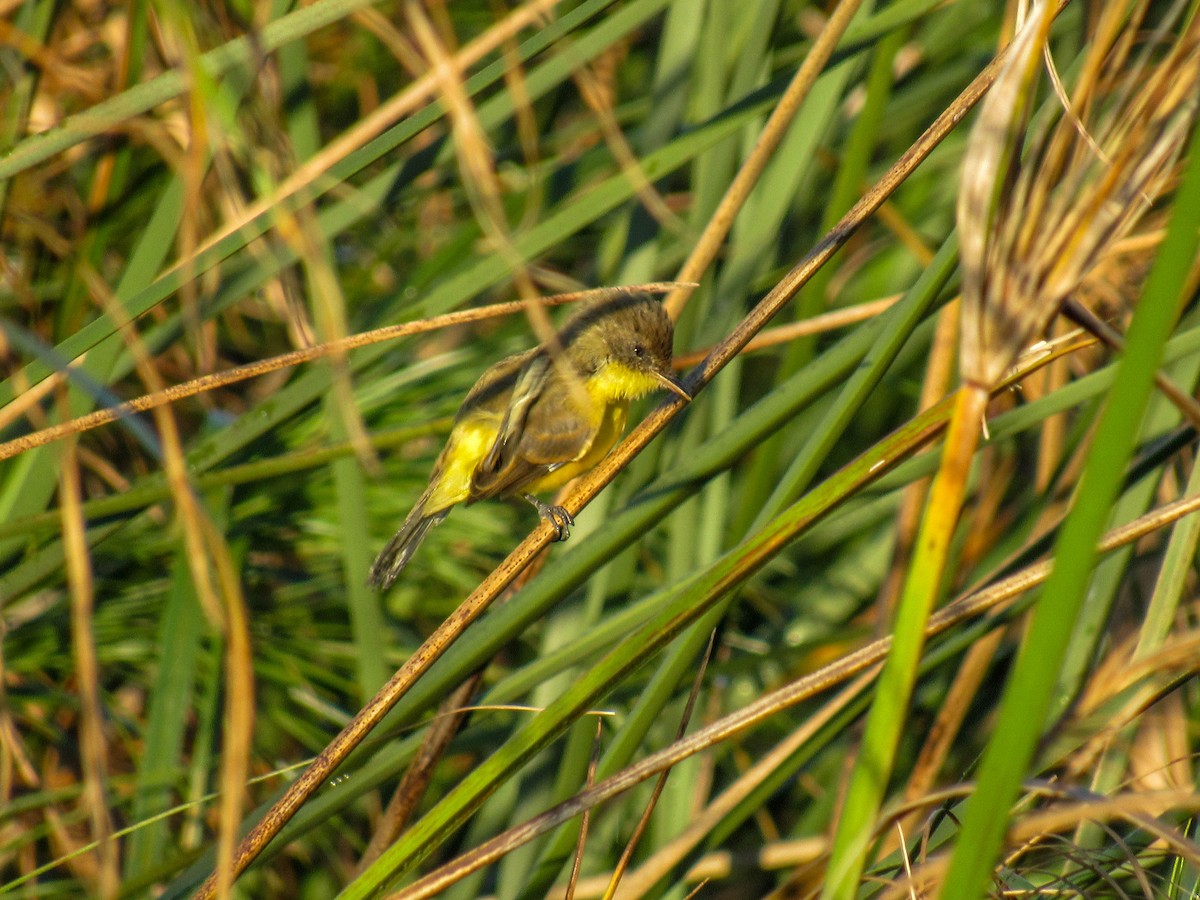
[368,291,690,590]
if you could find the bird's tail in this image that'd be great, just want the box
[367,495,448,590]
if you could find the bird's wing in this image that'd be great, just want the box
[471,360,596,500]
[481,352,548,474]
[512,387,595,465]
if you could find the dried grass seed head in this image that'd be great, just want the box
[957,3,1200,391]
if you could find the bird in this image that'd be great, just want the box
[367,291,689,590]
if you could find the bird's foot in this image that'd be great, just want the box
[523,494,574,541]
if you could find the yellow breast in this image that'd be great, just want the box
[523,400,629,494]
[524,361,664,492]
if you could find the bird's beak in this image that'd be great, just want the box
[653,368,691,401]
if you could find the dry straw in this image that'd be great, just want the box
[959,1,1200,391]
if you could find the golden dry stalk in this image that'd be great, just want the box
[957,1,1200,391]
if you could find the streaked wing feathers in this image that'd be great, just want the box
[471,364,595,500]
[483,354,547,474]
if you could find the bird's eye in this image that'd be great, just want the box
[632,344,644,357]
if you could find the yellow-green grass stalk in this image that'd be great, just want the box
[820,3,1057,892]
[823,1,1200,891]
[942,82,1200,900]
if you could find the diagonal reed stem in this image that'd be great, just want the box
[192,14,1021,894]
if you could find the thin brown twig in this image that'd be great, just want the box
[565,717,604,900]
[664,0,867,319]
[356,676,482,873]
[206,515,256,900]
[0,284,685,464]
[0,365,61,433]
[670,296,898,369]
[58,400,119,900]
[1062,297,1200,429]
[570,55,689,237]
[601,632,715,900]
[543,838,825,899]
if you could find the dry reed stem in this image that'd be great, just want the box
[498,38,544,232]
[663,0,866,319]
[403,0,573,405]
[406,0,537,305]
[1063,297,1200,428]
[600,633,714,900]
[569,55,688,236]
[669,295,899,368]
[0,284,684,463]
[58,413,119,900]
[208,514,255,900]
[1032,320,1070,492]
[565,718,603,900]
[0,643,39,794]
[84,263,256,900]
[608,671,877,900]
[887,784,1200,898]
[195,17,1029,892]
[1070,632,1200,767]
[0,358,63,433]
[355,675,482,873]
[891,628,1004,852]
[285,204,380,467]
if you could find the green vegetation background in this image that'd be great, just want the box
[3,0,1200,897]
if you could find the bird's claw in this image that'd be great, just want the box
[544,505,574,541]
[524,495,574,541]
